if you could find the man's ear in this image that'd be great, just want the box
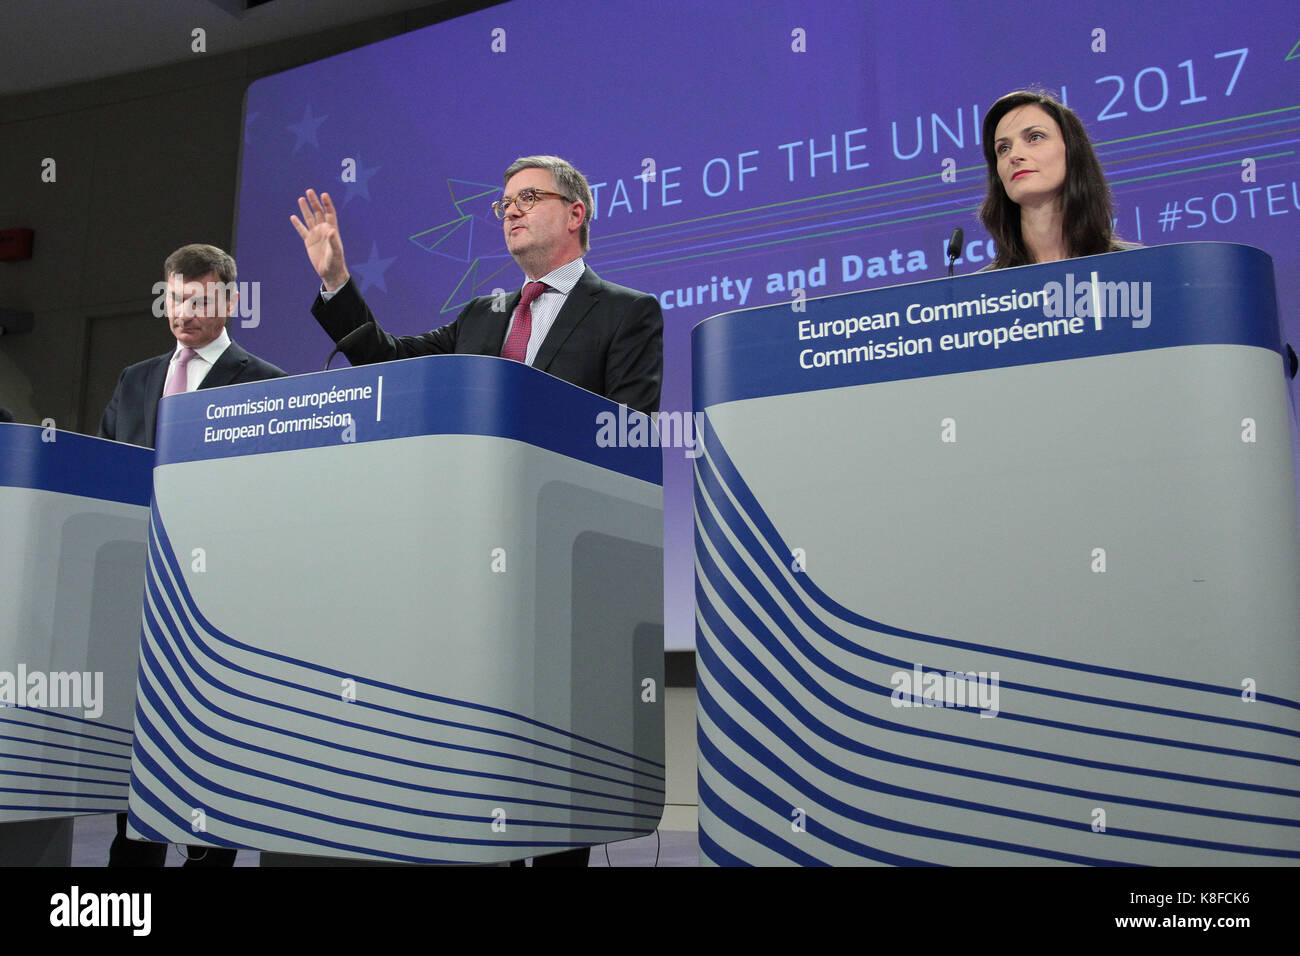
[569,199,586,235]
[226,290,240,317]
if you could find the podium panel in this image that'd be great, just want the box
[0,424,152,823]
[127,355,665,863]
[693,243,1300,865]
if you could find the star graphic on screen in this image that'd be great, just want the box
[341,155,382,207]
[352,241,396,295]
[286,104,327,154]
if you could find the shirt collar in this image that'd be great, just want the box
[175,328,231,365]
[526,257,585,294]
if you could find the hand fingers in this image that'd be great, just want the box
[320,192,336,218]
[297,194,315,228]
[306,188,328,221]
[289,214,308,239]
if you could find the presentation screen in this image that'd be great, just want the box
[234,0,1300,650]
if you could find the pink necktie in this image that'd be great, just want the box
[500,282,547,363]
[163,348,197,397]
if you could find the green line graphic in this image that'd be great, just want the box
[1110,150,1295,186]
[1094,105,1300,147]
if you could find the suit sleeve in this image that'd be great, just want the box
[311,279,462,365]
[98,369,126,440]
[603,293,664,415]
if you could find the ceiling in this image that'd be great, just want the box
[0,0,472,96]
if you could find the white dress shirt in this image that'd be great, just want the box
[167,328,232,392]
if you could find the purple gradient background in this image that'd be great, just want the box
[234,0,1300,650]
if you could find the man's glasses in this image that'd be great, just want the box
[492,188,573,219]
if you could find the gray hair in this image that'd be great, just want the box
[503,155,594,252]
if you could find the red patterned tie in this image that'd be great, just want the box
[500,281,546,363]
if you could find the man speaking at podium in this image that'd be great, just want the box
[99,243,285,867]
[293,156,662,867]
[293,154,663,415]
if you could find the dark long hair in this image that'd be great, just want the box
[979,90,1117,269]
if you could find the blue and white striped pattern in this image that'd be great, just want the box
[696,417,1300,866]
[129,502,665,863]
[0,708,131,820]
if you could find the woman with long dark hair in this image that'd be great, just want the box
[979,90,1131,269]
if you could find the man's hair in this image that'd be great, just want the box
[163,243,237,284]
[978,89,1117,269]
[503,155,594,252]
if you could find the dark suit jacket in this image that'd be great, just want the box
[99,340,286,449]
[311,265,663,415]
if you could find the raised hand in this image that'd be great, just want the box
[290,189,350,292]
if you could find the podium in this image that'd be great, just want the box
[0,424,153,864]
[693,242,1300,865]
[126,355,665,864]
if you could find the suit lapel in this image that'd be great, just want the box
[148,342,249,446]
[198,342,250,390]
[533,267,598,373]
